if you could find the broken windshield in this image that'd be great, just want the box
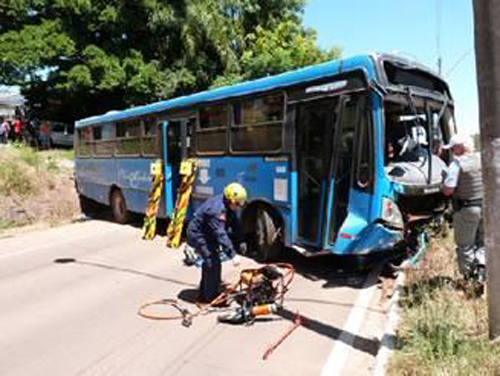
[384,98,453,166]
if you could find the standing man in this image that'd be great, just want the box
[442,134,485,288]
[39,121,51,149]
[12,117,23,142]
[186,182,246,303]
[0,118,10,144]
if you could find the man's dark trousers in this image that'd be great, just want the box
[199,253,221,302]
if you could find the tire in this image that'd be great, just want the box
[110,189,129,224]
[255,208,283,262]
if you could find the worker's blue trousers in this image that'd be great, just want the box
[199,253,222,302]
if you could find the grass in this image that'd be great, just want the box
[388,234,500,375]
[0,145,66,196]
[0,219,29,231]
[0,156,36,196]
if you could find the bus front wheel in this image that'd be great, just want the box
[110,189,129,224]
[255,208,283,262]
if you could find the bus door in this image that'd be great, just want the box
[296,97,341,247]
[326,94,373,246]
[161,118,195,216]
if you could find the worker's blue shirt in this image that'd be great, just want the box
[187,195,240,259]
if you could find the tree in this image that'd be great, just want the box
[0,0,341,123]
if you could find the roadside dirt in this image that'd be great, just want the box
[0,155,81,236]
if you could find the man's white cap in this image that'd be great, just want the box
[443,134,467,149]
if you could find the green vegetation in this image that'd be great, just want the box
[0,0,341,123]
[0,145,79,232]
[389,235,500,375]
[0,154,36,196]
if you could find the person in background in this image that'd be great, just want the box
[0,118,10,144]
[12,117,23,142]
[186,182,246,304]
[442,134,485,294]
[40,121,51,149]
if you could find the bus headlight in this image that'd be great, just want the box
[381,197,404,229]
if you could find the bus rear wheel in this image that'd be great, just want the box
[255,208,283,262]
[110,189,129,224]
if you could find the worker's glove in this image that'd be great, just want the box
[232,255,241,267]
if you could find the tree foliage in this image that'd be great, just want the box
[0,0,341,122]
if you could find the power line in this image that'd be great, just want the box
[445,49,473,77]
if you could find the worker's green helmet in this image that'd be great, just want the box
[224,182,247,205]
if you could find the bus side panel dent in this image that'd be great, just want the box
[347,222,403,255]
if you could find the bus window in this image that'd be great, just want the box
[142,118,159,156]
[77,127,92,157]
[231,93,284,153]
[93,126,102,140]
[196,104,228,154]
[384,101,429,164]
[94,123,115,157]
[167,121,182,165]
[116,119,142,156]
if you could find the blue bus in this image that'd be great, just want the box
[74,53,454,261]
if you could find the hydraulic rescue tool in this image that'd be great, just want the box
[138,263,294,326]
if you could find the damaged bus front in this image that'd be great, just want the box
[368,55,454,255]
[291,54,455,259]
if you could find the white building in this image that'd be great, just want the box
[0,92,25,119]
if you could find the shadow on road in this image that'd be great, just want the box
[53,258,197,288]
[278,307,380,357]
[264,250,390,290]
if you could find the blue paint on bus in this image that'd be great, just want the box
[74,52,454,259]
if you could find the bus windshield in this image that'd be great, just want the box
[384,98,453,165]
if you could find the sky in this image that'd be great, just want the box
[303,0,478,137]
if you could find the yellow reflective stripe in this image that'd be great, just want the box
[167,158,197,248]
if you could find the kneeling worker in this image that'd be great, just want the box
[187,182,247,303]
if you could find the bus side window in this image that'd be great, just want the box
[77,127,93,157]
[167,122,181,164]
[116,119,142,156]
[142,118,159,157]
[196,104,228,154]
[230,93,284,153]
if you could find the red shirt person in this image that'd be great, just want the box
[12,119,23,140]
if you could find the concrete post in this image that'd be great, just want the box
[473,0,500,341]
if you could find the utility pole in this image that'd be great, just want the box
[436,0,442,75]
[472,0,500,342]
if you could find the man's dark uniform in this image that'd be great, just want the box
[186,195,240,302]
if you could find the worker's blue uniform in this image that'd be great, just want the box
[186,195,240,302]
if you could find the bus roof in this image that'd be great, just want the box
[75,52,444,128]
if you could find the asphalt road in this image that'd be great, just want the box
[0,219,390,376]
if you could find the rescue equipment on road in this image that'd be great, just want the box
[137,263,294,326]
